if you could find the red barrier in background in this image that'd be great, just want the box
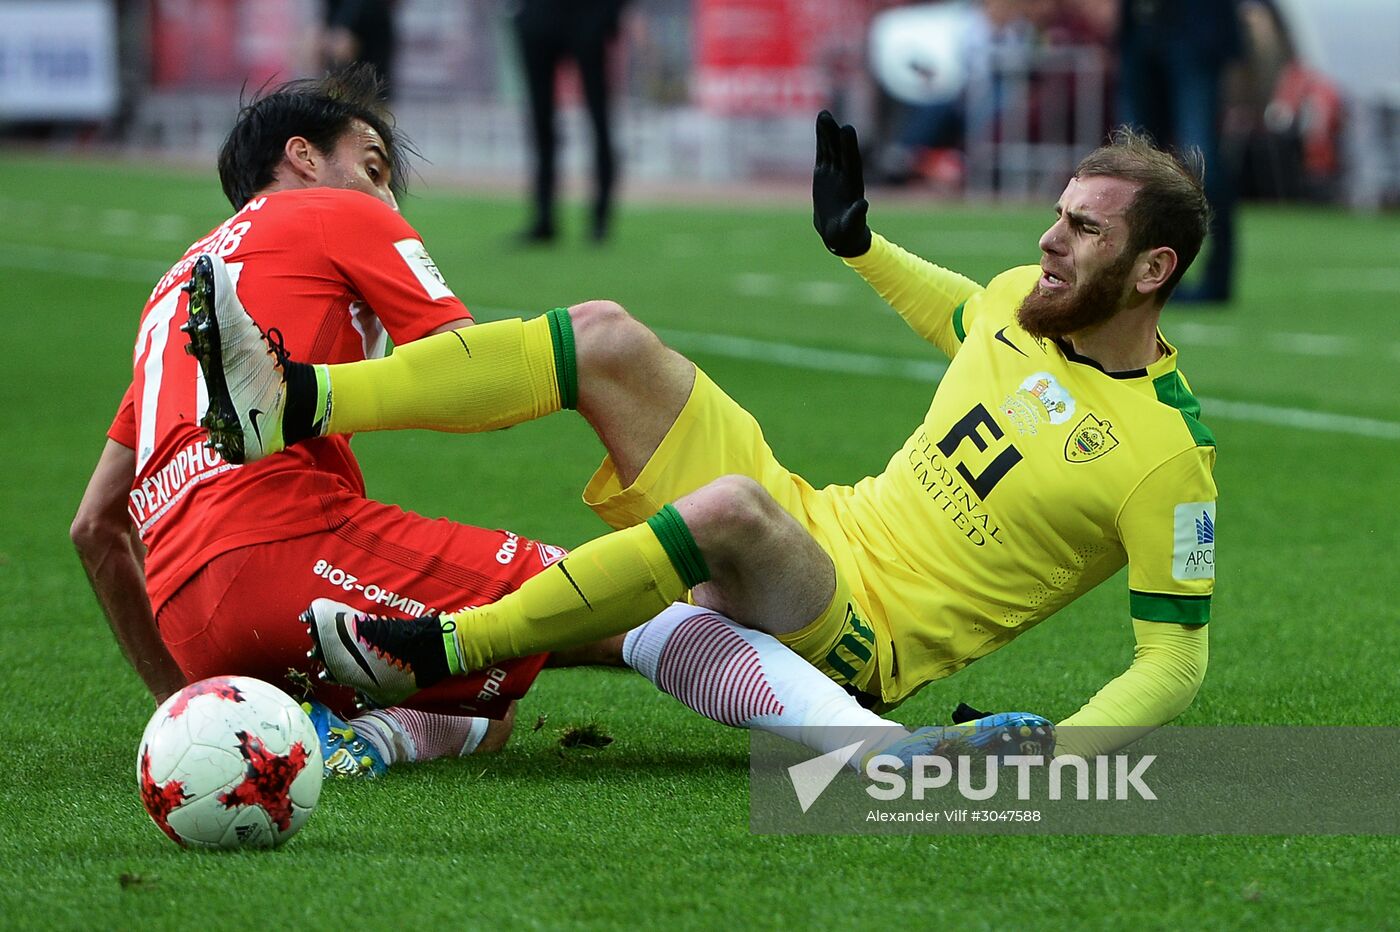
[694,0,866,114]
[150,0,305,89]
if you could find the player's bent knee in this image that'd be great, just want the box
[568,299,631,345]
[680,475,788,552]
[570,299,662,373]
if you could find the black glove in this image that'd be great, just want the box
[812,110,872,258]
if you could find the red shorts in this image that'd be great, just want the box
[156,498,562,719]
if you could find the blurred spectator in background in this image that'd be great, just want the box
[1042,0,1117,46]
[1026,0,1116,155]
[1230,0,1342,201]
[876,0,1041,186]
[1117,0,1244,303]
[323,0,397,100]
[874,0,1119,189]
[514,0,627,244]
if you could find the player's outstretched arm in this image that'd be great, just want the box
[1054,620,1208,758]
[71,439,186,703]
[813,111,982,355]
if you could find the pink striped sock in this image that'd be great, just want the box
[624,604,899,764]
[653,612,785,726]
[354,709,489,764]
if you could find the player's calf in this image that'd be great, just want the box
[355,706,507,761]
[676,476,836,637]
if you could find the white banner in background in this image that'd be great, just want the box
[0,0,118,120]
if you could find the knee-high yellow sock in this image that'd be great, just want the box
[445,506,711,672]
[310,309,577,436]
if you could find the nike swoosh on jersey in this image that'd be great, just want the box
[995,327,1028,357]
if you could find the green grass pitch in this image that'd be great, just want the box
[1,152,1398,929]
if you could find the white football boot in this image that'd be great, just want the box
[181,252,288,464]
[303,598,457,709]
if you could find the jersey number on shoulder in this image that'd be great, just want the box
[936,403,1023,499]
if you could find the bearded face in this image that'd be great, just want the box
[1016,244,1140,339]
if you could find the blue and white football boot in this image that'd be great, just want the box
[301,700,388,779]
[870,711,1055,770]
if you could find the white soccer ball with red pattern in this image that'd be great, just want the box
[137,676,323,849]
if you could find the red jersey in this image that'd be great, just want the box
[108,188,469,613]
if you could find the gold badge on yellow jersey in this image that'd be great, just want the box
[1065,413,1118,463]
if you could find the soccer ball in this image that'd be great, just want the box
[137,676,323,849]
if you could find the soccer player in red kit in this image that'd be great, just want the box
[71,68,560,776]
[78,70,1055,782]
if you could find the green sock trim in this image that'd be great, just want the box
[545,307,578,410]
[645,504,711,589]
[313,364,332,434]
[443,623,465,676]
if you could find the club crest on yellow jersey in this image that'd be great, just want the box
[1064,413,1119,463]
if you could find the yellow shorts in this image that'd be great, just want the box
[583,368,893,700]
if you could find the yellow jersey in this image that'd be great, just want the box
[834,235,1217,705]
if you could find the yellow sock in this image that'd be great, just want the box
[320,310,576,436]
[446,507,710,671]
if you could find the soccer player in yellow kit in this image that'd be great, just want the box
[197,113,1214,757]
